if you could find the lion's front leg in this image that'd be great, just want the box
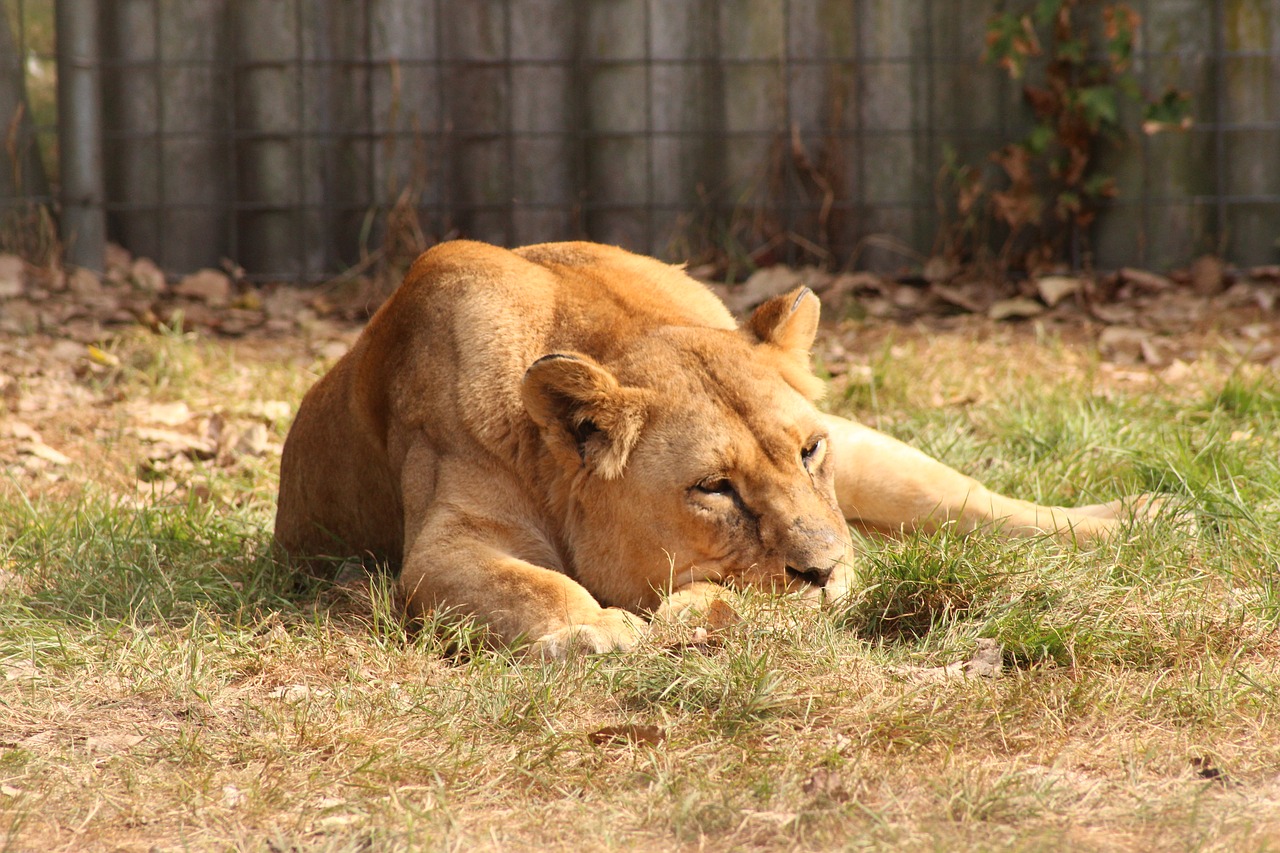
[820,413,1151,542]
[397,518,645,658]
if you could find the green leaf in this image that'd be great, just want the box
[1056,38,1086,64]
[1083,174,1118,198]
[1078,86,1119,129]
[1117,76,1143,101]
[1142,88,1193,128]
[1026,123,1055,155]
[1033,0,1061,28]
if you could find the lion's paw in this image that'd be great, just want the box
[1072,493,1196,539]
[530,608,646,659]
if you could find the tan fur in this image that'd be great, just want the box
[276,240,1156,657]
[276,241,851,656]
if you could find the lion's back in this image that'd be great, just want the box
[275,240,741,570]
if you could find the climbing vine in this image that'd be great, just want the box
[939,0,1191,277]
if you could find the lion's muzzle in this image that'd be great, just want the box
[782,524,849,588]
[786,563,835,587]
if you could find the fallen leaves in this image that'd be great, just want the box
[802,767,850,802]
[709,255,1280,379]
[16,438,72,466]
[267,684,329,703]
[587,724,666,748]
[987,297,1044,321]
[888,638,1005,682]
[172,268,233,307]
[1035,274,1082,306]
[84,733,146,754]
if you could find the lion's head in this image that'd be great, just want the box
[521,286,853,610]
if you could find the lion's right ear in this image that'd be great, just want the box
[747,286,825,401]
[521,353,648,479]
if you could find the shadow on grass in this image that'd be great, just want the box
[0,490,309,626]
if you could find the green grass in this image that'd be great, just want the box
[2,326,1280,850]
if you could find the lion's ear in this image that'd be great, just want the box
[747,287,825,400]
[521,353,647,479]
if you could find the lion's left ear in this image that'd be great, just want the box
[747,286,825,400]
[521,353,648,479]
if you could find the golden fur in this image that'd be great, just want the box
[276,240,1156,656]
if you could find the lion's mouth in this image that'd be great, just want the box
[786,565,833,588]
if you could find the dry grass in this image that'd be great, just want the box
[2,319,1279,851]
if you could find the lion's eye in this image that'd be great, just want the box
[801,436,825,471]
[694,478,735,497]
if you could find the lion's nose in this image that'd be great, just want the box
[786,563,834,587]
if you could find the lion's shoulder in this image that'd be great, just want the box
[390,240,728,330]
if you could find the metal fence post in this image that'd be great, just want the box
[55,0,106,271]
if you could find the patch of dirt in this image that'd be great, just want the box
[1,245,1277,504]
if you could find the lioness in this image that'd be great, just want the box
[276,241,1151,656]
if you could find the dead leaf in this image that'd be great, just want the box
[891,285,927,310]
[2,659,37,680]
[132,427,216,460]
[1036,275,1082,307]
[86,345,121,368]
[704,598,741,633]
[314,340,350,361]
[725,266,804,314]
[221,785,247,809]
[0,254,24,298]
[802,768,849,802]
[50,339,84,363]
[85,733,145,753]
[1139,336,1168,367]
[217,308,266,336]
[0,299,39,334]
[235,422,270,457]
[1098,326,1152,364]
[174,269,232,306]
[1160,359,1193,384]
[1089,302,1139,325]
[958,638,1004,678]
[889,638,1004,682]
[250,400,292,421]
[17,440,71,466]
[18,732,55,749]
[1189,255,1226,297]
[741,809,799,827]
[1,420,38,441]
[268,684,327,702]
[263,286,306,321]
[67,267,102,297]
[129,257,167,294]
[1119,267,1172,292]
[0,784,22,797]
[587,724,666,747]
[140,401,192,426]
[1191,756,1233,786]
[820,271,884,299]
[988,297,1044,321]
[922,256,958,284]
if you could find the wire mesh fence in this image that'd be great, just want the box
[0,0,1277,282]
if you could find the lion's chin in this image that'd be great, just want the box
[670,564,726,589]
